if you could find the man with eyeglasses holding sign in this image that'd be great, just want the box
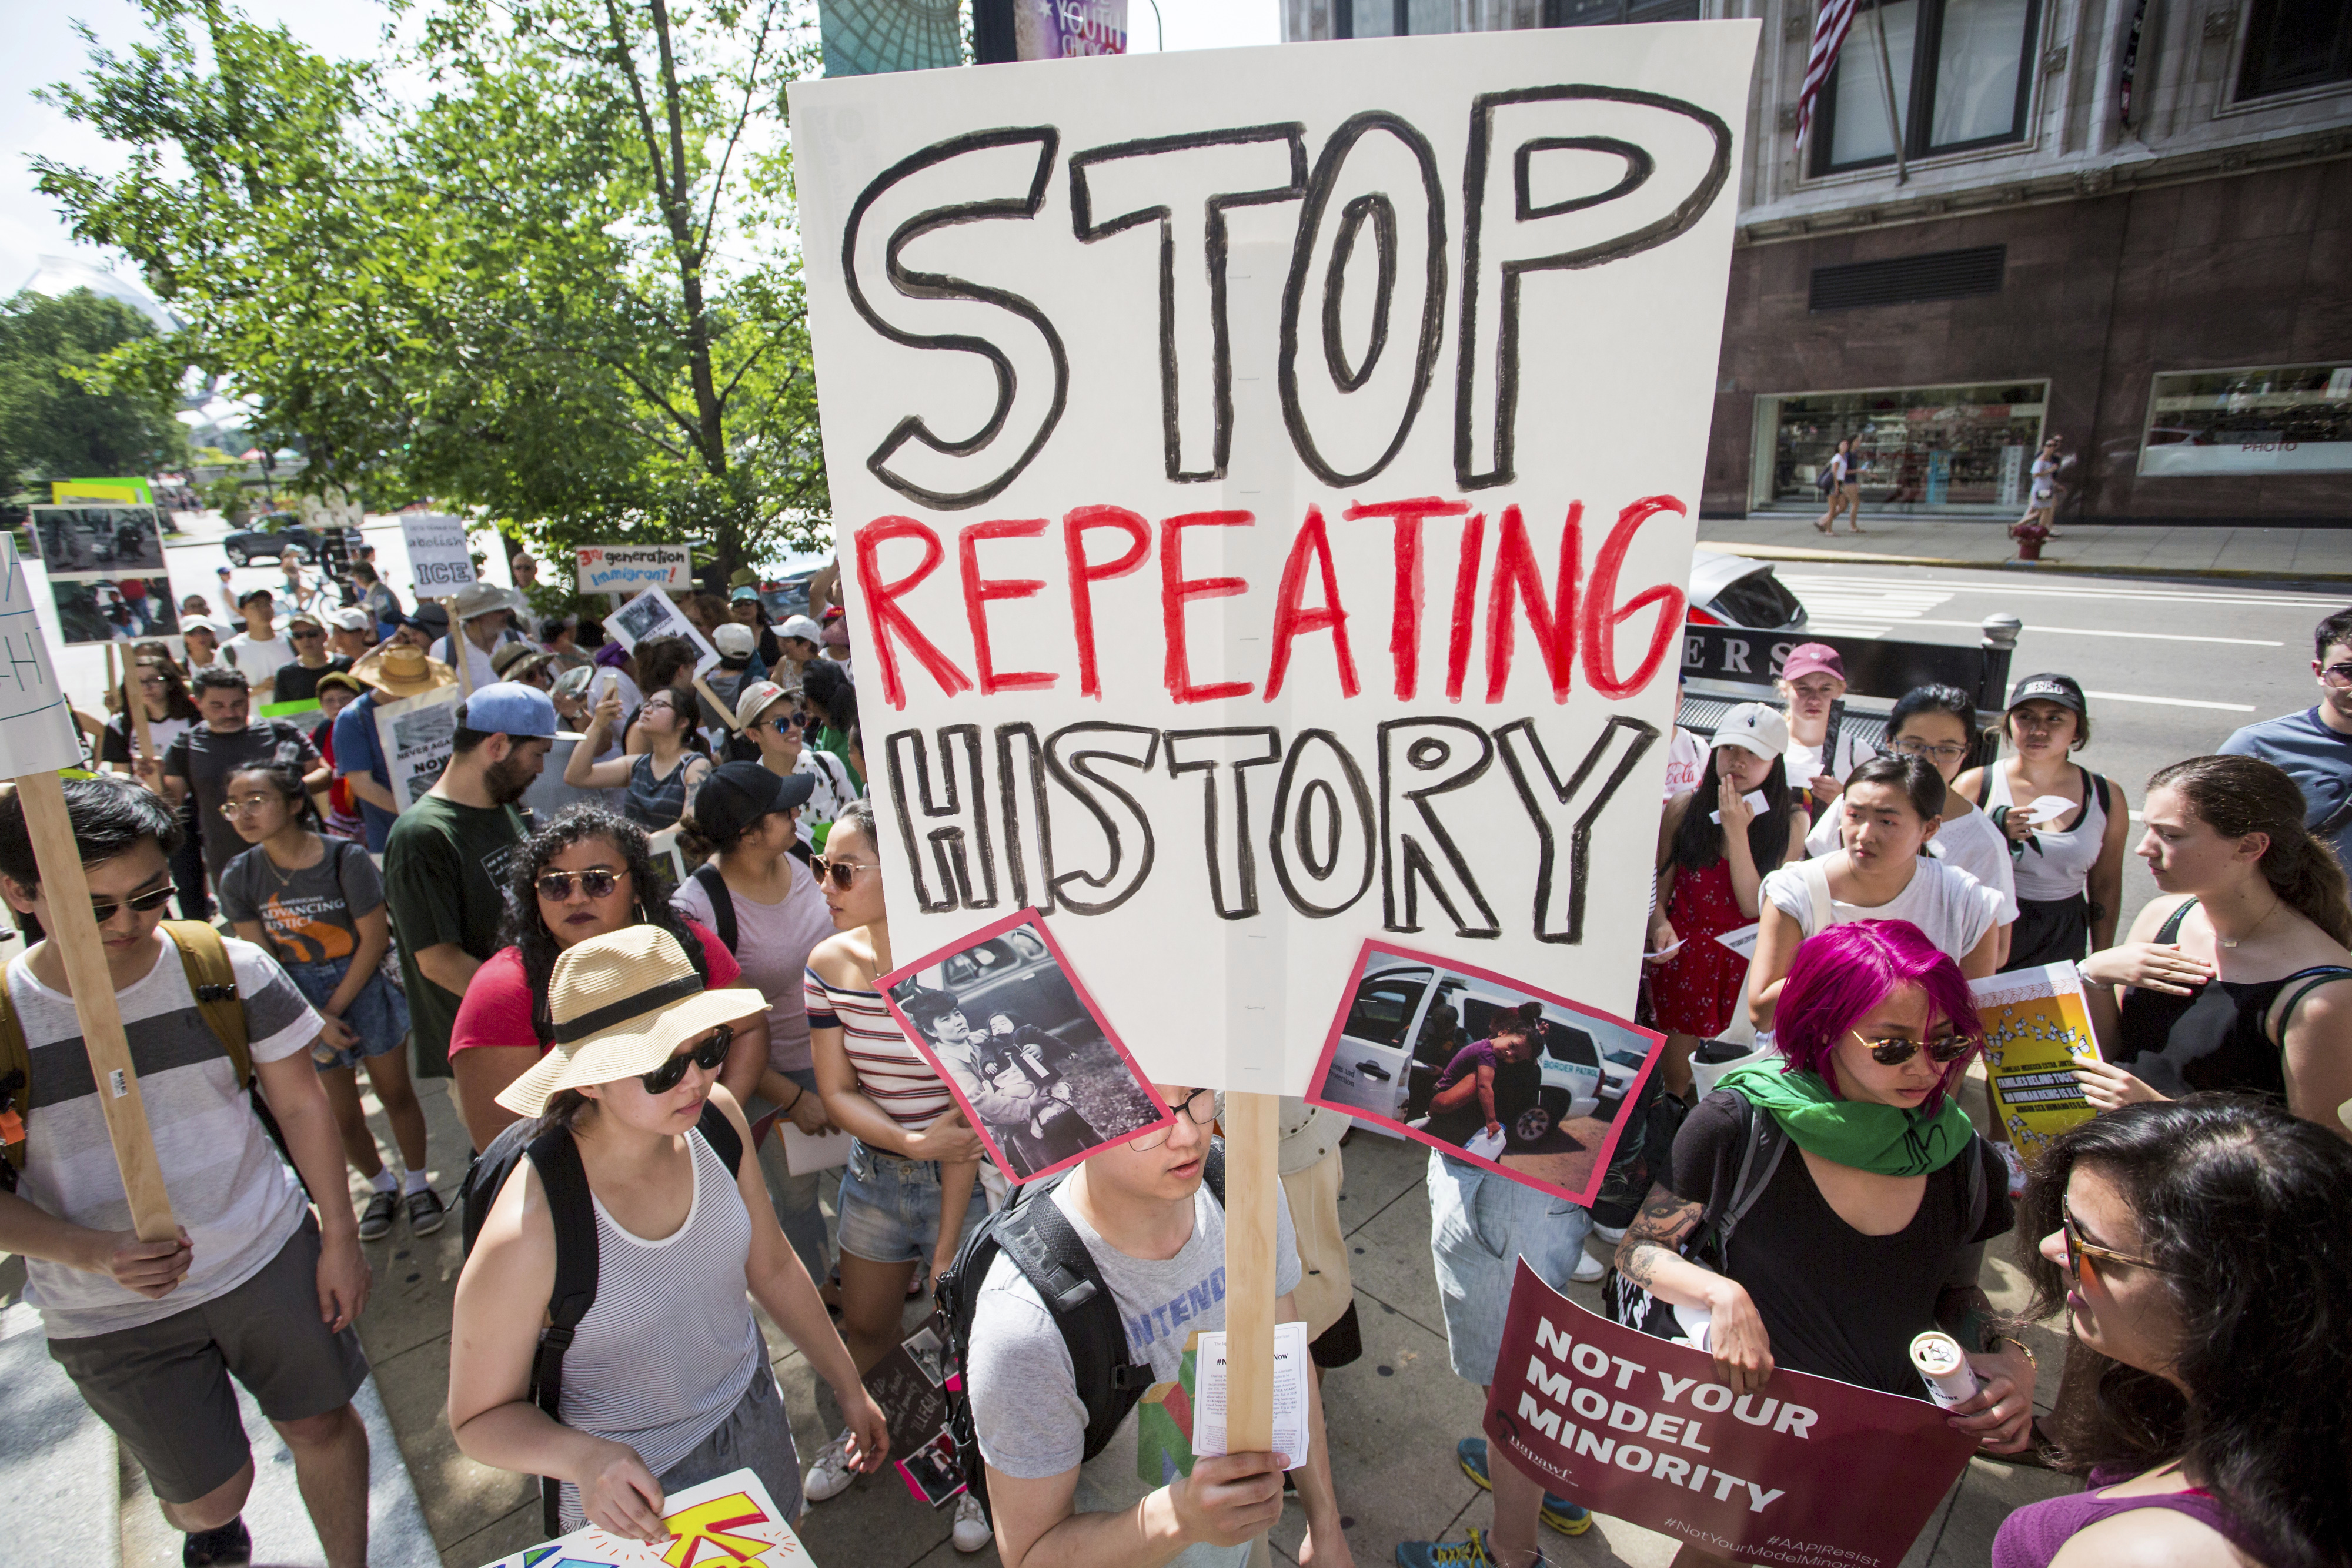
[2220,607,2352,873]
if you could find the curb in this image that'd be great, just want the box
[1696,540,2352,584]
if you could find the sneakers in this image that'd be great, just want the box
[356,1190,398,1242]
[1591,1223,1628,1245]
[1457,1437,1593,1536]
[1394,1527,1541,1566]
[950,1491,991,1552]
[183,1517,252,1567]
[406,1186,448,1236]
[803,1427,858,1502]
[1571,1250,1607,1283]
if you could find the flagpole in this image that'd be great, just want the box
[1871,2,1909,184]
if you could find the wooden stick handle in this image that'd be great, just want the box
[448,601,473,698]
[14,772,176,1241]
[1221,1089,1281,1456]
[129,657,155,768]
[693,675,740,733]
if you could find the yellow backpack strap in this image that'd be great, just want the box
[160,921,252,1084]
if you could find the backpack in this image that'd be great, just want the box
[0,921,264,1188]
[936,1139,1226,1527]
[1603,1092,1987,1340]
[456,1100,746,1534]
[690,863,737,954]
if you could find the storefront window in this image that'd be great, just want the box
[2139,366,2352,476]
[1756,382,2049,511]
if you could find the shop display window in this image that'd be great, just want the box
[2139,365,2352,477]
[1756,382,2049,511]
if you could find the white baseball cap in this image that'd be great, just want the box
[777,614,824,645]
[1710,702,1790,760]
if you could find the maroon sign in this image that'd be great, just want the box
[1481,1264,1977,1568]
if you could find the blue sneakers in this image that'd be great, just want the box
[1394,1527,1536,1567]
[1456,1437,1593,1536]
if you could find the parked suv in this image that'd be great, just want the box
[222,513,363,566]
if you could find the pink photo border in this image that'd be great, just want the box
[1302,937,1666,1208]
[878,907,1175,1186]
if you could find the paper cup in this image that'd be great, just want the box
[1911,1330,1980,1409]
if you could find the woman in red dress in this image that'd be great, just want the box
[1646,703,1809,1097]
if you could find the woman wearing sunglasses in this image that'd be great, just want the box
[729,680,858,847]
[1995,1098,2352,1567]
[447,807,768,1153]
[449,925,888,1540]
[1615,919,2035,1532]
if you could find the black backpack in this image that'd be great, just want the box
[935,1139,1225,1527]
[457,1102,746,1533]
[690,863,737,953]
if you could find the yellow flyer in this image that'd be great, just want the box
[1970,962,2102,1155]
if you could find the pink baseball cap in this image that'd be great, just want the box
[1779,643,1845,684]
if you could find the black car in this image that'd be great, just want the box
[222,514,363,567]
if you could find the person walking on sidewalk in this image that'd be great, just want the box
[1815,437,1863,534]
[2219,606,2352,873]
[0,780,373,1568]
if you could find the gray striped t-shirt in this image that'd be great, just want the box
[9,932,319,1338]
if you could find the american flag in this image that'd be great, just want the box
[1796,0,1860,146]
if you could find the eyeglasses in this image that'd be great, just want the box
[2061,1198,2167,1289]
[219,793,283,819]
[136,676,168,690]
[1850,1029,1976,1066]
[811,857,877,891]
[640,1026,734,1095]
[1131,1087,1222,1151]
[535,867,623,902]
[2321,663,2352,689]
[1884,737,1969,764]
[289,628,324,641]
[90,880,177,924]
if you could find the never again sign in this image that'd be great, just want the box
[791,26,1756,1092]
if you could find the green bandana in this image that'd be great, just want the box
[1717,1063,1975,1177]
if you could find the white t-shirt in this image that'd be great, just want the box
[1762,854,2004,964]
[8,934,320,1337]
[1803,800,2019,925]
[222,630,295,693]
[1783,729,1870,791]
[670,858,836,1074]
[432,633,500,693]
[969,1179,1302,1568]
[1660,727,1707,803]
[793,749,859,842]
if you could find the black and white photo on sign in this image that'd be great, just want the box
[30,506,167,575]
[903,1322,945,1388]
[897,1430,967,1508]
[606,584,720,676]
[51,578,179,644]
[883,913,1167,1184]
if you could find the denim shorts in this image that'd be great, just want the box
[836,1138,985,1267]
[284,957,411,1071]
[1427,1148,1593,1386]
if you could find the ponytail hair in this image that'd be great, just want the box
[2148,755,2352,946]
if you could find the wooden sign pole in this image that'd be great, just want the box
[14,772,176,1241]
[449,600,473,698]
[693,676,740,734]
[129,660,154,772]
[1221,1090,1281,1456]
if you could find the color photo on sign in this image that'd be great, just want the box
[1483,1266,1977,1568]
[51,577,178,644]
[1307,940,1662,1207]
[881,908,1171,1184]
[28,506,176,646]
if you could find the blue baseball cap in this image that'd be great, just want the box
[461,681,559,739]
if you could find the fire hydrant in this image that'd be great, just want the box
[2013,517,2049,561]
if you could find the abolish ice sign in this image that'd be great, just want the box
[790,26,1758,1092]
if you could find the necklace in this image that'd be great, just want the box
[2216,894,2283,950]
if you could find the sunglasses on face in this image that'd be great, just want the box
[2321,663,2352,689]
[811,857,877,891]
[640,1026,734,1095]
[92,879,177,924]
[536,867,623,902]
[1131,1087,1222,1151]
[289,628,323,640]
[1850,1028,1976,1066]
[2061,1198,2166,1290]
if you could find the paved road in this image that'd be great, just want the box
[1776,560,2345,928]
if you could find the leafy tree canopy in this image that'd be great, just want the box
[0,287,189,496]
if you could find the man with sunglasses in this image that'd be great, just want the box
[964,1084,1352,1568]
[381,684,557,1096]
[161,666,329,897]
[268,610,355,706]
[2221,605,2352,871]
[0,779,375,1568]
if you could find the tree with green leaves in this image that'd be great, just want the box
[0,287,188,497]
[35,0,830,583]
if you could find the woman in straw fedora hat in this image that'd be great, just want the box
[449,925,887,1539]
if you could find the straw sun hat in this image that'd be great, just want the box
[494,926,765,1116]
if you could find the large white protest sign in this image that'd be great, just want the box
[0,538,89,778]
[376,686,461,807]
[400,514,476,592]
[576,543,693,594]
[607,584,722,677]
[791,26,1756,1093]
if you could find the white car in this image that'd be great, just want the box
[1321,962,1643,1144]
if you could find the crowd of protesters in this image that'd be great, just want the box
[6,535,2350,1568]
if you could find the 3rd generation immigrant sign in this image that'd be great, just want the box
[790,26,1758,1092]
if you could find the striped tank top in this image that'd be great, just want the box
[804,968,954,1130]
[554,1128,761,1528]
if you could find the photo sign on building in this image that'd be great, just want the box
[790,25,1758,1094]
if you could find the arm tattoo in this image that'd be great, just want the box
[1616,1185,1703,1290]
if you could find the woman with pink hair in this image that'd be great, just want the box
[1615,920,2037,1559]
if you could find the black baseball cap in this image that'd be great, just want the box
[694,761,815,842]
[2007,673,2086,714]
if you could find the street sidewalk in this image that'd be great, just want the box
[1705,513,2352,582]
